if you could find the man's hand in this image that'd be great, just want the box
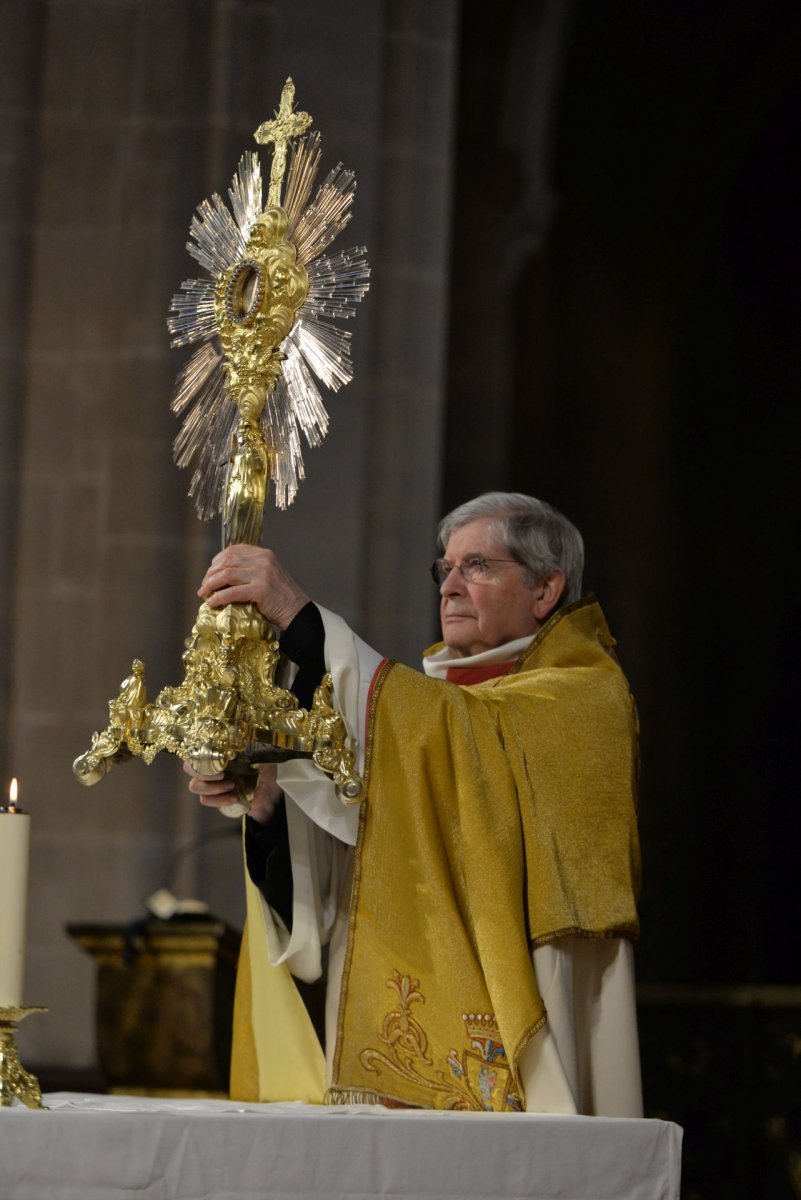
[183,761,283,826]
[198,544,310,631]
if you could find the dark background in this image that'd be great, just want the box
[448,0,800,990]
[448,7,800,1191]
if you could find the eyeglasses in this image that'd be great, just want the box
[430,556,522,586]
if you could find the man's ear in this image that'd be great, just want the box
[532,570,566,621]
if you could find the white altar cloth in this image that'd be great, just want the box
[0,1093,682,1200]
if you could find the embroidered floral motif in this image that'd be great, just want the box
[358,971,522,1111]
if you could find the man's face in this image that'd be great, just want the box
[439,518,544,657]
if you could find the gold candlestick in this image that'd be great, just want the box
[0,1006,47,1109]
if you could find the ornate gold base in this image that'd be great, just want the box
[0,1007,47,1109]
[73,601,363,801]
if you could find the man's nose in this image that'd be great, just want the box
[439,564,465,596]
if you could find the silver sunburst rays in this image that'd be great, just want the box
[167,130,370,517]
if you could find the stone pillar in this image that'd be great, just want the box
[358,2,459,661]
[0,1,45,785]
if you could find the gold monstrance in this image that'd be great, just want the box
[73,80,370,809]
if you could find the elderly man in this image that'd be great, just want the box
[186,493,642,1115]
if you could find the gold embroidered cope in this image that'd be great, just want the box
[233,598,641,1110]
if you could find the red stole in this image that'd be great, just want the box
[444,661,516,686]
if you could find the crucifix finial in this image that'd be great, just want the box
[254,78,313,207]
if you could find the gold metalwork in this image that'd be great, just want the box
[73,76,364,802]
[214,202,309,547]
[74,602,362,800]
[254,77,313,206]
[222,405,270,548]
[0,1007,47,1109]
[169,84,368,515]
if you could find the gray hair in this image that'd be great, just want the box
[437,492,584,605]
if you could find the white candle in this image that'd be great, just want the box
[0,778,30,1008]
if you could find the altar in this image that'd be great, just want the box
[0,1093,681,1199]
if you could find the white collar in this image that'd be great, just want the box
[422,634,533,680]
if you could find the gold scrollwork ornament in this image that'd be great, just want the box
[0,1007,47,1109]
[74,600,362,803]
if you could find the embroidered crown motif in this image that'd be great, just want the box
[463,1011,501,1043]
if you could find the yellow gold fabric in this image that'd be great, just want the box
[230,864,326,1103]
[229,918,258,1101]
[327,598,639,1111]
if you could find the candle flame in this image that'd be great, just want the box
[9,777,18,808]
